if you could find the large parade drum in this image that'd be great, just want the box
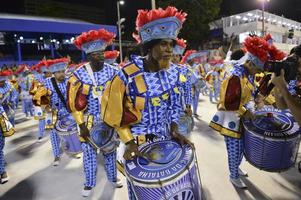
[125,140,202,200]
[178,114,194,137]
[33,106,44,120]
[243,108,301,172]
[55,115,82,155]
[89,122,119,154]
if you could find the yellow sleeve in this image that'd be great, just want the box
[67,75,87,125]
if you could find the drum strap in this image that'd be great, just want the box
[51,78,67,109]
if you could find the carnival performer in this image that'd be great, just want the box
[0,69,16,184]
[101,6,193,200]
[33,58,79,166]
[181,50,203,116]
[16,65,34,119]
[29,61,50,141]
[0,69,18,127]
[172,38,192,115]
[68,28,123,197]
[209,35,286,188]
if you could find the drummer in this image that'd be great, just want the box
[172,38,193,116]
[181,50,204,116]
[101,6,193,200]
[33,58,74,166]
[0,69,17,184]
[29,61,51,141]
[209,35,285,189]
[67,28,122,197]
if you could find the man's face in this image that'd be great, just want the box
[44,71,52,78]
[54,70,65,82]
[151,39,174,69]
[88,51,104,68]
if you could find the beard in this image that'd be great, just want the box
[158,59,170,69]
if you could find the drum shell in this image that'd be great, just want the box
[59,130,82,155]
[128,159,202,200]
[125,141,202,200]
[89,123,119,154]
[178,114,194,136]
[55,116,82,155]
[243,126,301,172]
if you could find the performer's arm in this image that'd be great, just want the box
[66,75,87,125]
[102,69,135,144]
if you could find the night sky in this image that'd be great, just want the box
[0,0,301,26]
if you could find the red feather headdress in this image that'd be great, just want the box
[181,50,197,64]
[135,6,187,31]
[104,50,120,59]
[0,69,13,77]
[74,29,116,50]
[45,58,69,67]
[176,38,187,49]
[243,36,270,64]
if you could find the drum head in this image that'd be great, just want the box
[243,108,300,139]
[90,123,113,148]
[125,140,194,183]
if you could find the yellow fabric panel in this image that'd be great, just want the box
[134,74,147,94]
[123,64,140,76]
[101,76,125,127]
[82,84,90,95]
[72,111,84,125]
[116,126,134,144]
[67,75,84,113]
[135,96,145,111]
[86,115,94,131]
[179,74,187,83]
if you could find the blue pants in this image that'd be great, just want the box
[209,88,219,102]
[192,89,200,115]
[0,133,5,174]
[224,136,244,179]
[38,119,45,138]
[24,100,34,117]
[49,129,61,158]
[82,142,117,188]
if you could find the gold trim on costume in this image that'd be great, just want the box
[72,111,85,125]
[86,115,94,130]
[209,121,241,139]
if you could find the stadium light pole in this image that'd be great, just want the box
[259,0,270,36]
[151,0,156,9]
[117,0,125,62]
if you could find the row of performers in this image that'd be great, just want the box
[0,6,294,199]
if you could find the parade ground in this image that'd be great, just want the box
[1,96,301,200]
